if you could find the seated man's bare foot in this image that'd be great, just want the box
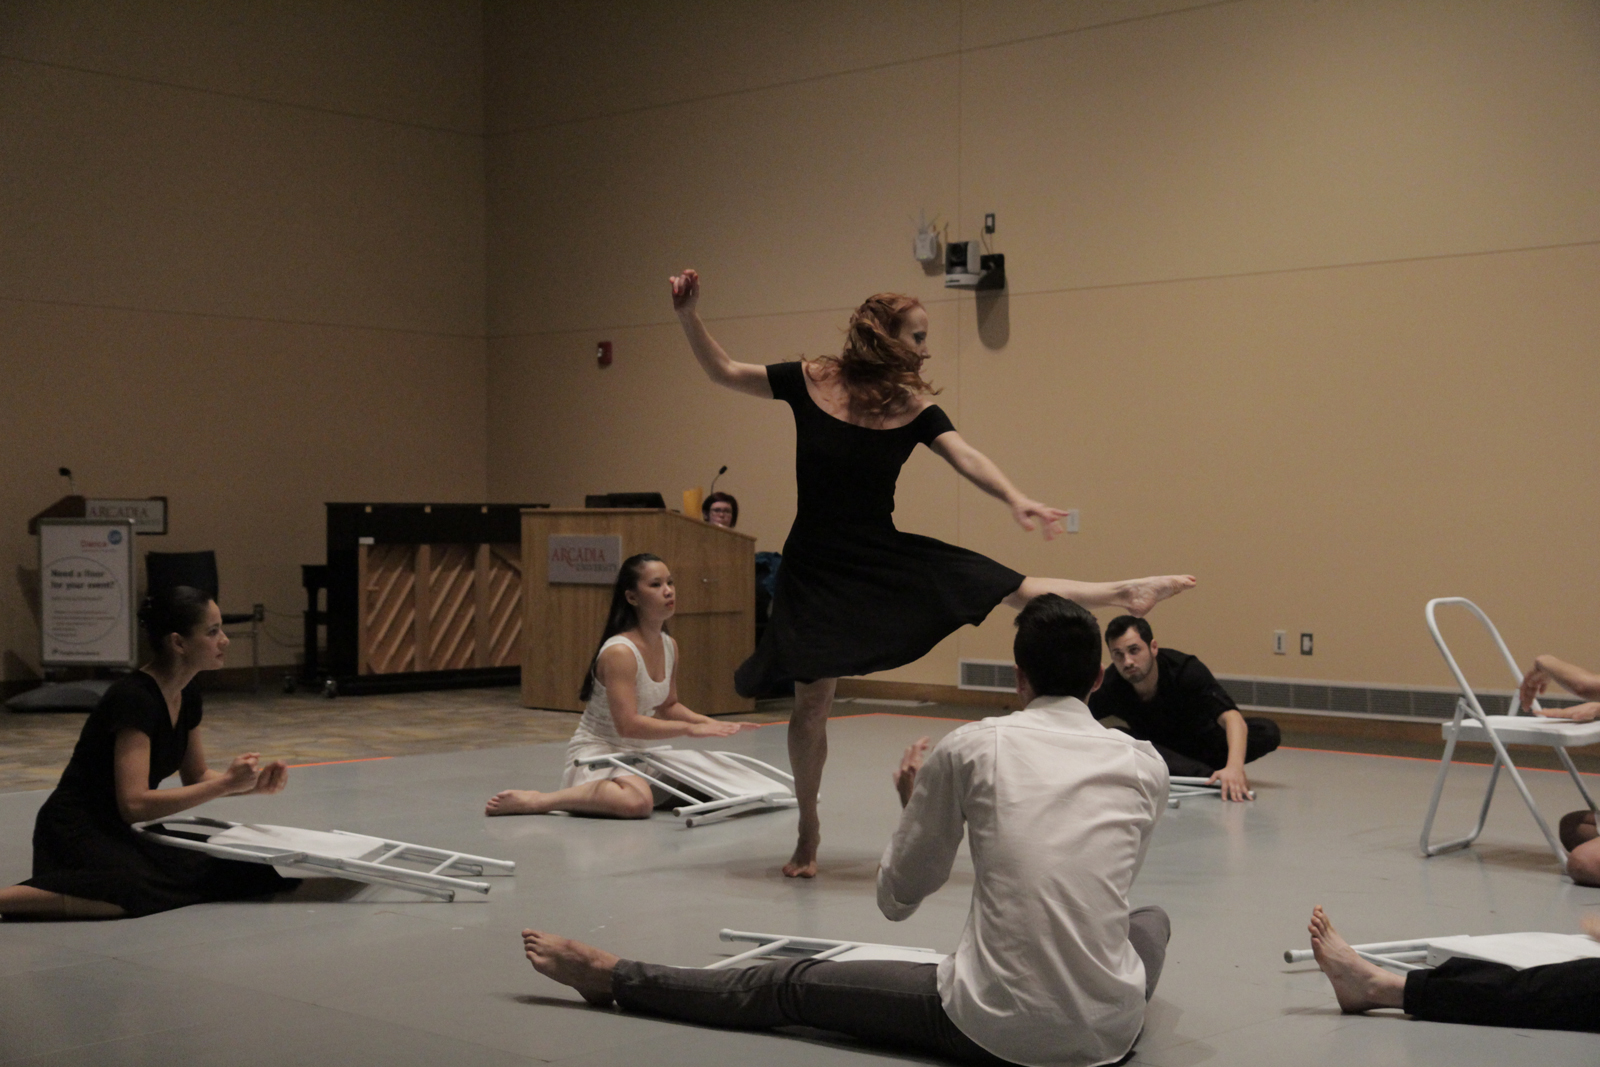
[523,929,619,1006]
[1308,905,1405,1013]
[486,790,550,817]
[1120,575,1196,617]
[783,821,820,879]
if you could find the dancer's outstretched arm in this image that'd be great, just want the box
[601,645,747,739]
[670,269,772,398]
[928,431,1070,540]
[652,652,758,737]
[113,728,285,823]
[1520,654,1600,710]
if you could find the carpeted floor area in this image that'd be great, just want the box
[5,684,1597,795]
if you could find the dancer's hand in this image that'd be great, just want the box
[242,759,289,795]
[670,269,700,313]
[893,737,930,808]
[1207,764,1254,802]
[220,753,263,794]
[1011,498,1070,540]
[1535,701,1600,722]
[688,719,754,738]
[1519,661,1550,711]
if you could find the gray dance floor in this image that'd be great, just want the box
[2,713,1597,1066]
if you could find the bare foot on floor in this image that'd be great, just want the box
[486,790,550,816]
[783,822,820,879]
[523,929,619,1006]
[1120,575,1196,617]
[1308,905,1405,1013]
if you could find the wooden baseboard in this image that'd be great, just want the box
[833,682,1564,757]
[1245,708,1445,744]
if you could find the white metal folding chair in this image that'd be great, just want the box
[1284,930,1600,972]
[575,747,798,827]
[706,928,948,969]
[137,816,516,901]
[1421,597,1600,874]
[1166,775,1252,808]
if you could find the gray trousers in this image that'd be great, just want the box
[612,905,1171,1066]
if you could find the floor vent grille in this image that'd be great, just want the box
[1218,676,1580,722]
[959,659,1017,692]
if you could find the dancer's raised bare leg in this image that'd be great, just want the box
[784,678,834,878]
[1004,575,1196,616]
[486,775,654,819]
[1308,905,1405,1013]
[0,885,125,920]
[523,929,619,1006]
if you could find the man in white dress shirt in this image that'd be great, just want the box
[521,594,1171,1067]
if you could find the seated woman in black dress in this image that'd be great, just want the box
[670,268,1195,877]
[0,586,293,920]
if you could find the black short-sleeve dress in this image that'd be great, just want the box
[734,362,1025,695]
[21,672,295,917]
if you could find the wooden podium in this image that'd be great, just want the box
[520,509,756,714]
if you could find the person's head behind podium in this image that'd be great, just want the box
[1012,594,1104,703]
[579,553,672,702]
[702,492,738,528]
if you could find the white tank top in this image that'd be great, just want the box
[571,633,676,751]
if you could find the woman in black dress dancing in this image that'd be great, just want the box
[0,586,293,919]
[671,269,1195,877]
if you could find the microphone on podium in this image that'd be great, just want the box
[709,465,728,493]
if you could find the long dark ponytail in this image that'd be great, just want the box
[578,553,666,702]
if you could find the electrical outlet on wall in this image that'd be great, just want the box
[1273,630,1287,655]
[1300,633,1314,655]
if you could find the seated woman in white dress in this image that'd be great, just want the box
[486,553,756,819]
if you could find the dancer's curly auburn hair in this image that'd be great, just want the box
[808,293,939,416]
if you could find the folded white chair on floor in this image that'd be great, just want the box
[1167,775,1237,807]
[1284,931,1600,972]
[707,929,948,969]
[574,747,798,827]
[1420,598,1600,874]
[136,816,515,901]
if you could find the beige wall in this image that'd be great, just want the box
[485,0,1600,691]
[0,1,487,684]
[4,2,1595,695]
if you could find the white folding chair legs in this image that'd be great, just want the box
[708,929,948,969]
[576,748,799,827]
[1420,598,1600,874]
[137,816,515,901]
[1166,775,1253,807]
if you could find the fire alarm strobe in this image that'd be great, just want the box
[944,241,1005,290]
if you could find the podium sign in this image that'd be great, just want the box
[547,535,622,584]
[86,497,167,535]
[39,519,137,667]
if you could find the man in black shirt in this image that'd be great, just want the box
[1088,616,1279,801]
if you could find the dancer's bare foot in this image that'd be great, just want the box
[783,819,820,878]
[1583,914,1600,942]
[1119,575,1196,617]
[1308,906,1405,1013]
[523,929,619,1006]
[486,790,551,817]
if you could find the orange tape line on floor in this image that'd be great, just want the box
[286,756,394,768]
